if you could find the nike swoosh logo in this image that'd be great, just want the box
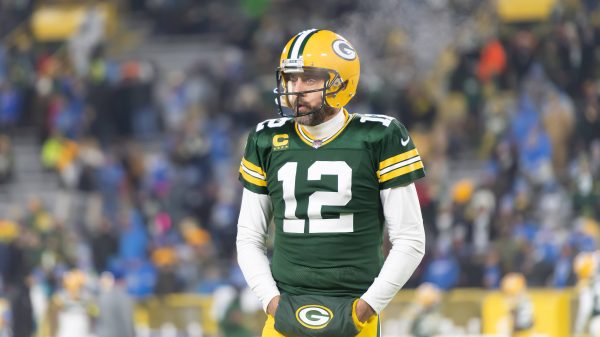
[401,136,410,146]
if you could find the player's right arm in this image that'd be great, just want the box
[236,128,280,313]
[236,188,279,312]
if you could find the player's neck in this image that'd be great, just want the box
[302,108,345,140]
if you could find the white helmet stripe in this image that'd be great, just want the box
[290,29,318,59]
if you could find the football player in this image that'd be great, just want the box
[409,283,444,337]
[500,273,534,337]
[574,251,600,337]
[236,29,426,337]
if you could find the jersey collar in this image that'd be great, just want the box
[294,109,353,149]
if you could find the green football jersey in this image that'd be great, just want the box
[239,110,425,297]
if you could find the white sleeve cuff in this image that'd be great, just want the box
[361,184,425,314]
[236,188,280,312]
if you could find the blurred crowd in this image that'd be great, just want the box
[0,0,599,334]
[0,0,32,41]
[409,1,600,291]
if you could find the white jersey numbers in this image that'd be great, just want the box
[256,118,290,132]
[359,114,394,127]
[278,162,305,233]
[307,161,354,233]
[278,161,353,234]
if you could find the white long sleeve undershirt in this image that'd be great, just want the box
[236,189,279,312]
[236,183,425,313]
[301,108,345,138]
[360,184,425,313]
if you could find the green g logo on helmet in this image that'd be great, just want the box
[295,305,334,329]
[275,29,361,117]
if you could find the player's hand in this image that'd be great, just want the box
[355,299,375,323]
[267,295,280,316]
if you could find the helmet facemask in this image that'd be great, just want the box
[275,30,360,118]
[274,65,345,118]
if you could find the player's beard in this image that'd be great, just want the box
[293,98,337,126]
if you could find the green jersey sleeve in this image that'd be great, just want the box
[377,119,425,189]
[238,129,268,194]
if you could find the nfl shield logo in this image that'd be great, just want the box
[312,140,323,149]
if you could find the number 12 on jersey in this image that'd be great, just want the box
[277,161,354,234]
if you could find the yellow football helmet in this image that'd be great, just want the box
[275,29,360,117]
[501,273,527,297]
[574,251,598,280]
[415,283,442,308]
[63,269,86,295]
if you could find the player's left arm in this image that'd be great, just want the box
[356,118,426,320]
[359,183,425,318]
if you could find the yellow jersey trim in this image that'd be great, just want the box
[294,109,352,148]
[295,123,314,147]
[239,167,267,187]
[379,161,424,183]
[379,149,419,170]
[242,158,266,177]
[323,110,352,146]
[298,123,316,140]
